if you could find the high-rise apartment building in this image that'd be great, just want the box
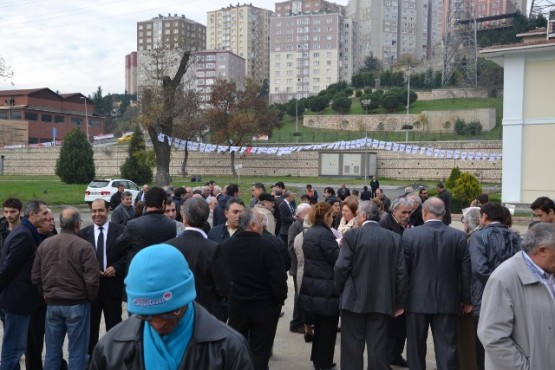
[136,14,206,89]
[185,50,246,104]
[125,52,137,95]
[206,4,273,84]
[348,0,443,71]
[269,0,352,103]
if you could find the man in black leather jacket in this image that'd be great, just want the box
[90,243,253,370]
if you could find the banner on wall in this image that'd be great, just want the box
[159,133,504,162]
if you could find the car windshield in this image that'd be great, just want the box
[88,181,110,188]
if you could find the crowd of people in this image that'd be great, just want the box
[0,179,554,370]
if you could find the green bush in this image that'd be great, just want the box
[454,118,483,136]
[331,97,352,114]
[446,166,462,189]
[120,126,153,185]
[453,172,483,206]
[380,94,401,112]
[55,129,95,184]
[355,90,363,98]
[308,95,330,112]
[344,87,354,97]
[286,99,305,117]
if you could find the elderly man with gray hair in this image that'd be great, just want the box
[32,207,99,370]
[478,223,555,370]
[403,197,472,370]
[335,201,407,370]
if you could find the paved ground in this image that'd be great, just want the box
[1,208,529,369]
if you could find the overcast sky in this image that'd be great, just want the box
[0,0,347,96]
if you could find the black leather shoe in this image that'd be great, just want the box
[390,356,408,367]
[304,332,314,342]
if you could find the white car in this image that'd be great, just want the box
[84,179,141,205]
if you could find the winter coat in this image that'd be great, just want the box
[298,222,340,317]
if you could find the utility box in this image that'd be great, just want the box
[319,152,377,178]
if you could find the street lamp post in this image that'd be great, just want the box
[405,66,411,143]
[295,98,299,144]
[361,99,371,182]
[80,96,89,142]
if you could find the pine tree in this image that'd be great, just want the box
[55,129,95,184]
[120,126,153,185]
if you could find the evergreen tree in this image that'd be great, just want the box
[55,129,95,184]
[120,126,153,185]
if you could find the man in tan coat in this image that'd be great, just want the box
[478,222,555,370]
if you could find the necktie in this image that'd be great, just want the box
[97,226,105,271]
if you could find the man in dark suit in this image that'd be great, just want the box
[166,198,230,321]
[335,200,407,370]
[134,183,149,204]
[222,207,287,370]
[436,182,452,225]
[207,198,245,245]
[0,200,49,369]
[403,197,472,370]
[116,186,177,265]
[79,199,126,355]
[278,191,296,244]
[379,197,413,368]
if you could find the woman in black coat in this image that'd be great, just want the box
[298,202,340,370]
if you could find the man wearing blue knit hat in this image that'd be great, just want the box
[89,244,253,370]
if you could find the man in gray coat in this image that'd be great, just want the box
[478,223,555,370]
[335,201,407,370]
[403,197,472,370]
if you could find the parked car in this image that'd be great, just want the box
[84,179,140,205]
[117,133,133,143]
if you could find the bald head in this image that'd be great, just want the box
[423,197,445,221]
[60,206,81,232]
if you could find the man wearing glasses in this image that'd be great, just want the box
[89,244,253,369]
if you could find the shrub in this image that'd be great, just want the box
[455,118,483,136]
[355,90,363,98]
[331,97,352,114]
[120,126,153,185]
[446,166,462,189]
[380,94,401,112]
[344,87,354,97]
[55,129,95,184]
[286,99,305,117]
[453,172,483,206]
[308,95,329,112]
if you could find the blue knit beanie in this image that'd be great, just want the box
[125,244,196,315]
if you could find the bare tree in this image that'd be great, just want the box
[138,48,193,186]
[205,78,281,176]
[172,89,206,176]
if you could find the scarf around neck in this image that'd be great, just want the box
[143,303,195,370]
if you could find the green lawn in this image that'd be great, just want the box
[0,175,441,206]
[267,97,503,143]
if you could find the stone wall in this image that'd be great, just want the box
[304,108,496,133]
[0,140,502,182]
[431,88,488,99]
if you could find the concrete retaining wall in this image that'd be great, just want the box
[0,140,502,182]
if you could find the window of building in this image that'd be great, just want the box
[206,63,215,68]
[90,119,100,128]
[54,115,64,123]
[71,117,82,126]
[25,112,38,121]
[275,79,280,84]
[41,114,52,123]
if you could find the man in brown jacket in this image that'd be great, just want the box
[32,206,99,370]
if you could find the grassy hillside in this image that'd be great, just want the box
[268,97,503,143]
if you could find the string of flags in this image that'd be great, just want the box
[158,133,503,162]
